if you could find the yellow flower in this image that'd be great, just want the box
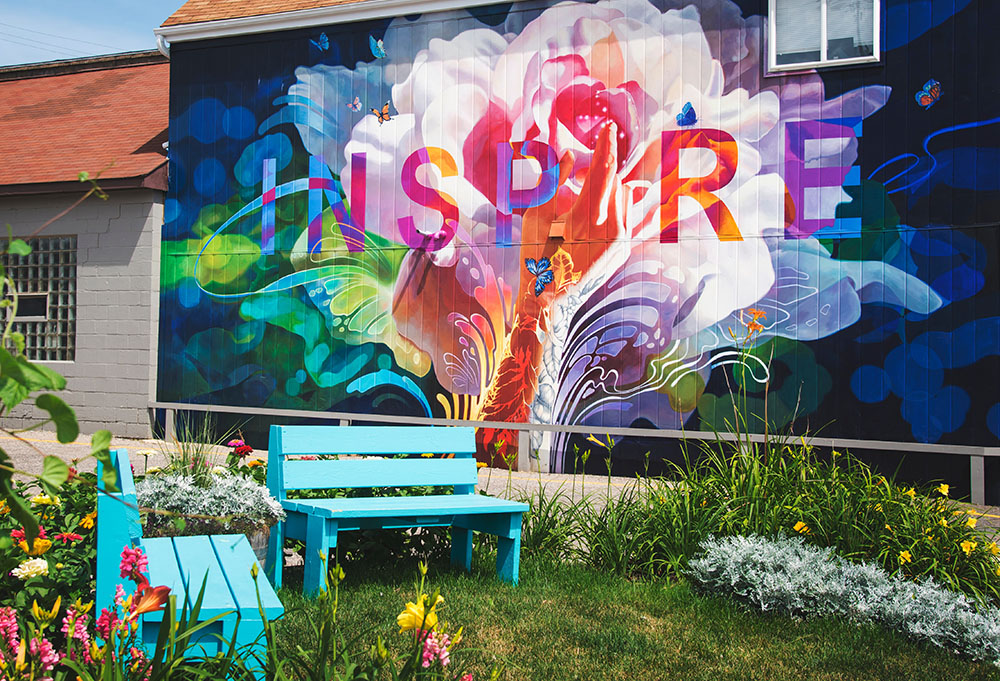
[793,521,810,535]
[79,511,97,530]
[938,518,949,528]
[55,563,64,569]
[246,459,264,468]
[420,453,435,458]
[966,516,978,529]
[995,566,1000,578]
[936,484,949,497]
[30,494,60,507]
[19,538,52,556]
[31,596,61,624]
[903,488,916,499]
[874,503,883,513]
[960,540,977,556]
[885,524,893,533]
[898,550,912,564]
[397,594,444,633]
[0,498,9,515]
[476,461,487,468]
[988,542,999,556]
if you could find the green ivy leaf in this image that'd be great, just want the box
[36,394,78,443]
[8,331,24,355]
[172,517,186,533]
[0,348,66,391]
[8,239,30,257]
[39,455,69,489]
[0,464,39,544]
[91,430,116,492]
[0,376,29,412]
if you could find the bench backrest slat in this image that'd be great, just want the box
[283,458,478,490]
[96,448,142,609]
[269,426,480,495]
[273,426,477,457]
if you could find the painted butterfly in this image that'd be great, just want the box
[369,35,387,59]
[915,78,942,109]
[310,32,329,52]
[371,101,391,124]
[676,101,697,127]
[525,257,554,297]
[347,96,362,112]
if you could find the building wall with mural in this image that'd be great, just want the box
[159,0,999,470]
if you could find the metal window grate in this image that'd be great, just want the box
[3,236,77,361]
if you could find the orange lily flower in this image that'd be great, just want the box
[128,577,171,620]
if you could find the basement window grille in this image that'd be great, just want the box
[3,236,77,361]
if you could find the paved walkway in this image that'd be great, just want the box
[5,429,999,533]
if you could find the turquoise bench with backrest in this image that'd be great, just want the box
[265,425,529,594]
[96,448,284,662]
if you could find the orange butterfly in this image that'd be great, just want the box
[370,101,391,124]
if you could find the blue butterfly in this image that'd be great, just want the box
[369,35,387,59]
[676,102,697,127]
[914,78,942,109]
[525,257,554,296]
[310,32,329,52]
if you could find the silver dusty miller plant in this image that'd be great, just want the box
[687,534,1000,667]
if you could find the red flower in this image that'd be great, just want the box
[11,526,46,542]
[232,444,254,458]
[55,532,83,543]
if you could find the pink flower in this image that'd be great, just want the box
[462,674,473,681]
[96,607,118,639]
[55,532,83,543]
[420,629,451,668]
[29,636,60,671]
[61,607,92,661]
[227,439,245,448]
[0,606,19,651]
[119,545,149,580]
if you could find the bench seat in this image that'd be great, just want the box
[282,494,528,519]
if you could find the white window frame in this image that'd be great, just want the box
[768,0,881,73]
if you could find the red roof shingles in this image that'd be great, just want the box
[0,56,169,190]
[162,0,365,27]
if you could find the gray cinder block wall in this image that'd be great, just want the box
[0,189,162,438]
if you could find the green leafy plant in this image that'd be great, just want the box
[252,561,501,681]
[0,474,98,610]
[515,484,580,562]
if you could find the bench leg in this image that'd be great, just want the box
[304,515,337,597]
[266,519,284,589]
[450,527,472,572]
[235,617,267,681]
[496,531,521,585]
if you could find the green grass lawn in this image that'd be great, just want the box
[273,553,1000,681]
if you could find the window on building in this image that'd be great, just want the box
[770,0,879,71]
[3,236,77,361]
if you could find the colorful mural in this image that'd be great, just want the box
[160,0,1000,468]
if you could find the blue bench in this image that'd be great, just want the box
[265,425,529,594]
[97,448,284,661]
